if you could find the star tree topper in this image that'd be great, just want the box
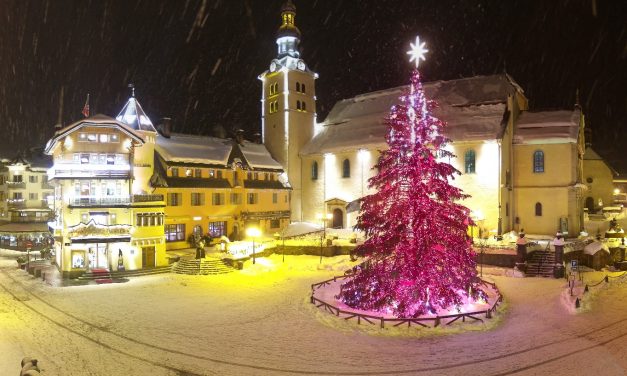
[407,36,428,68]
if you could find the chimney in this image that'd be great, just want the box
[158,117,172,138]
[235,129,245,145]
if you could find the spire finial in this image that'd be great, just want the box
[128,83,135,98]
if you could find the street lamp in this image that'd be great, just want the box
[246,227,261,264]
[316,213,333,264]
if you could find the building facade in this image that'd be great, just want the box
[151,131,290,251]
[582,146,616,212]
[45,97,167,278]
[0,153,54,250]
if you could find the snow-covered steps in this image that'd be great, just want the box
[526,251,556,278]
[171,258,234,275]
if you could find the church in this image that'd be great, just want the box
[260,1,587,237]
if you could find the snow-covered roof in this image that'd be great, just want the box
[45,114,145,155]
[301,74,521,155]
[116,97,157,132]
[238,141,283,170]
[513,109,581,144]
[583,241,609,255]
[155,134,233,166]
[280,222,322,238]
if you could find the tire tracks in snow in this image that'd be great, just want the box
[1,269,626,375]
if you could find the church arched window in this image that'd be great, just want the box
[296,100,301,110]
[535,202,543,216]
[302,101,306,111]
[301,83,306,93]
[464,149,476,174]
[311,161,318,180]
[533,150,544,173]
[296,82,301,92]
[342,158,350,178]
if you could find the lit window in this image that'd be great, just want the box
[165,224,186,242]
[533,150,544,173]
[311,161,318,180]
[185,169,192,177]
[208,221,227,237]
[342,159,350,178]
[464,150,476,174]
[87,134,97,142]
[99,134,108,143]
[110,134,119,143]
[78,133,88,142]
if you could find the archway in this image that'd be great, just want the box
[332,208,343,229]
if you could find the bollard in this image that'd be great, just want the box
[584,284,589,293]
[575,298,580,309]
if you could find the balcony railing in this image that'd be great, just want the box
[10,214,54,223]
[68,196,130,207]
[6,181,26,189]
[132,194,164,203]
[7,199,26,209]
[48,162,131,179]
[41,181,55,190]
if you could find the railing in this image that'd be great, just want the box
[68,196,130,206]
[41,181,54,190]
[9,215,54,223]
[568,271,627,309]
[6,181,26,189]
[7,199,26,209]
[537,241,551,275]
[132,194,164,203]
[310,274,503,328]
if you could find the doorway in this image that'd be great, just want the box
[332,208,344,229]
[142,246,156,268]
[88,244,108,269]
[585,196,594,213]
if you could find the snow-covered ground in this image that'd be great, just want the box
[1,254,626,375]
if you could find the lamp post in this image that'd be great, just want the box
[316,213,333,264]
[246,227,261,264]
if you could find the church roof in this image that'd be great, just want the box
[514,109,581,144]
[116,96,157,132]
[301,74,521,155]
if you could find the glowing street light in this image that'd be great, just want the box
[316,213,333,264]
[246,227,261,264]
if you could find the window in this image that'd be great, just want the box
[269,82,278,95]
[217,170,223,179]
[254,172,259,180]
[80,154,89,164]
[272,193,278,204]
[78,133,88,142]
[296,82,300,92]
[342,159,350,178]
[28,175,38,183]
[171,167,179,177]
[87,134,97,142]
[270,219,280,228]
[29,193,38,200]
[284,194,288,203]
[533,150,544,173]
[208,221,227,237]
[247,172,252,180]
[212,193,224,205]
[185,169,192,177]
[302,83,306,93]
[191,192,205,206]
[247,193,258,204]
[464,150,476,174]
[209,169,215,178]
[137,213,164,227]
[167,193,182,206]
[110,134,119,143]
[193,169,202,178]
[535,202,543,216]
[165,224,186,242]
[99,134,108,143]
[270,101,279,114]
[302,101,306,111]
[106,154,115,165]
[296,100,301,110]
[230,193,242,205]
[12,192,22,200]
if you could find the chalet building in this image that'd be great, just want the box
[151,128,290,251]
[0,152,54,250]
[45,95,167,278]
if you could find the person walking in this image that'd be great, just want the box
[516,231,528,264]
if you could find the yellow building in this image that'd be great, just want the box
[513,109,586,235]
[45,95,167,278]
[152,129,290,251]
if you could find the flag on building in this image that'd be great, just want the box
[82,94,90,117]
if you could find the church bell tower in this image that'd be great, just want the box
[258,0,317,221]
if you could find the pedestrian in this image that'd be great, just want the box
[553,232,565,264]
[516,231,527,263]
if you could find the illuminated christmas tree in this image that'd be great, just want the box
[339,37,484,317]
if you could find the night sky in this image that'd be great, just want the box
[1,0,625,171]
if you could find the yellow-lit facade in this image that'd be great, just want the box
[45,110,167,278]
